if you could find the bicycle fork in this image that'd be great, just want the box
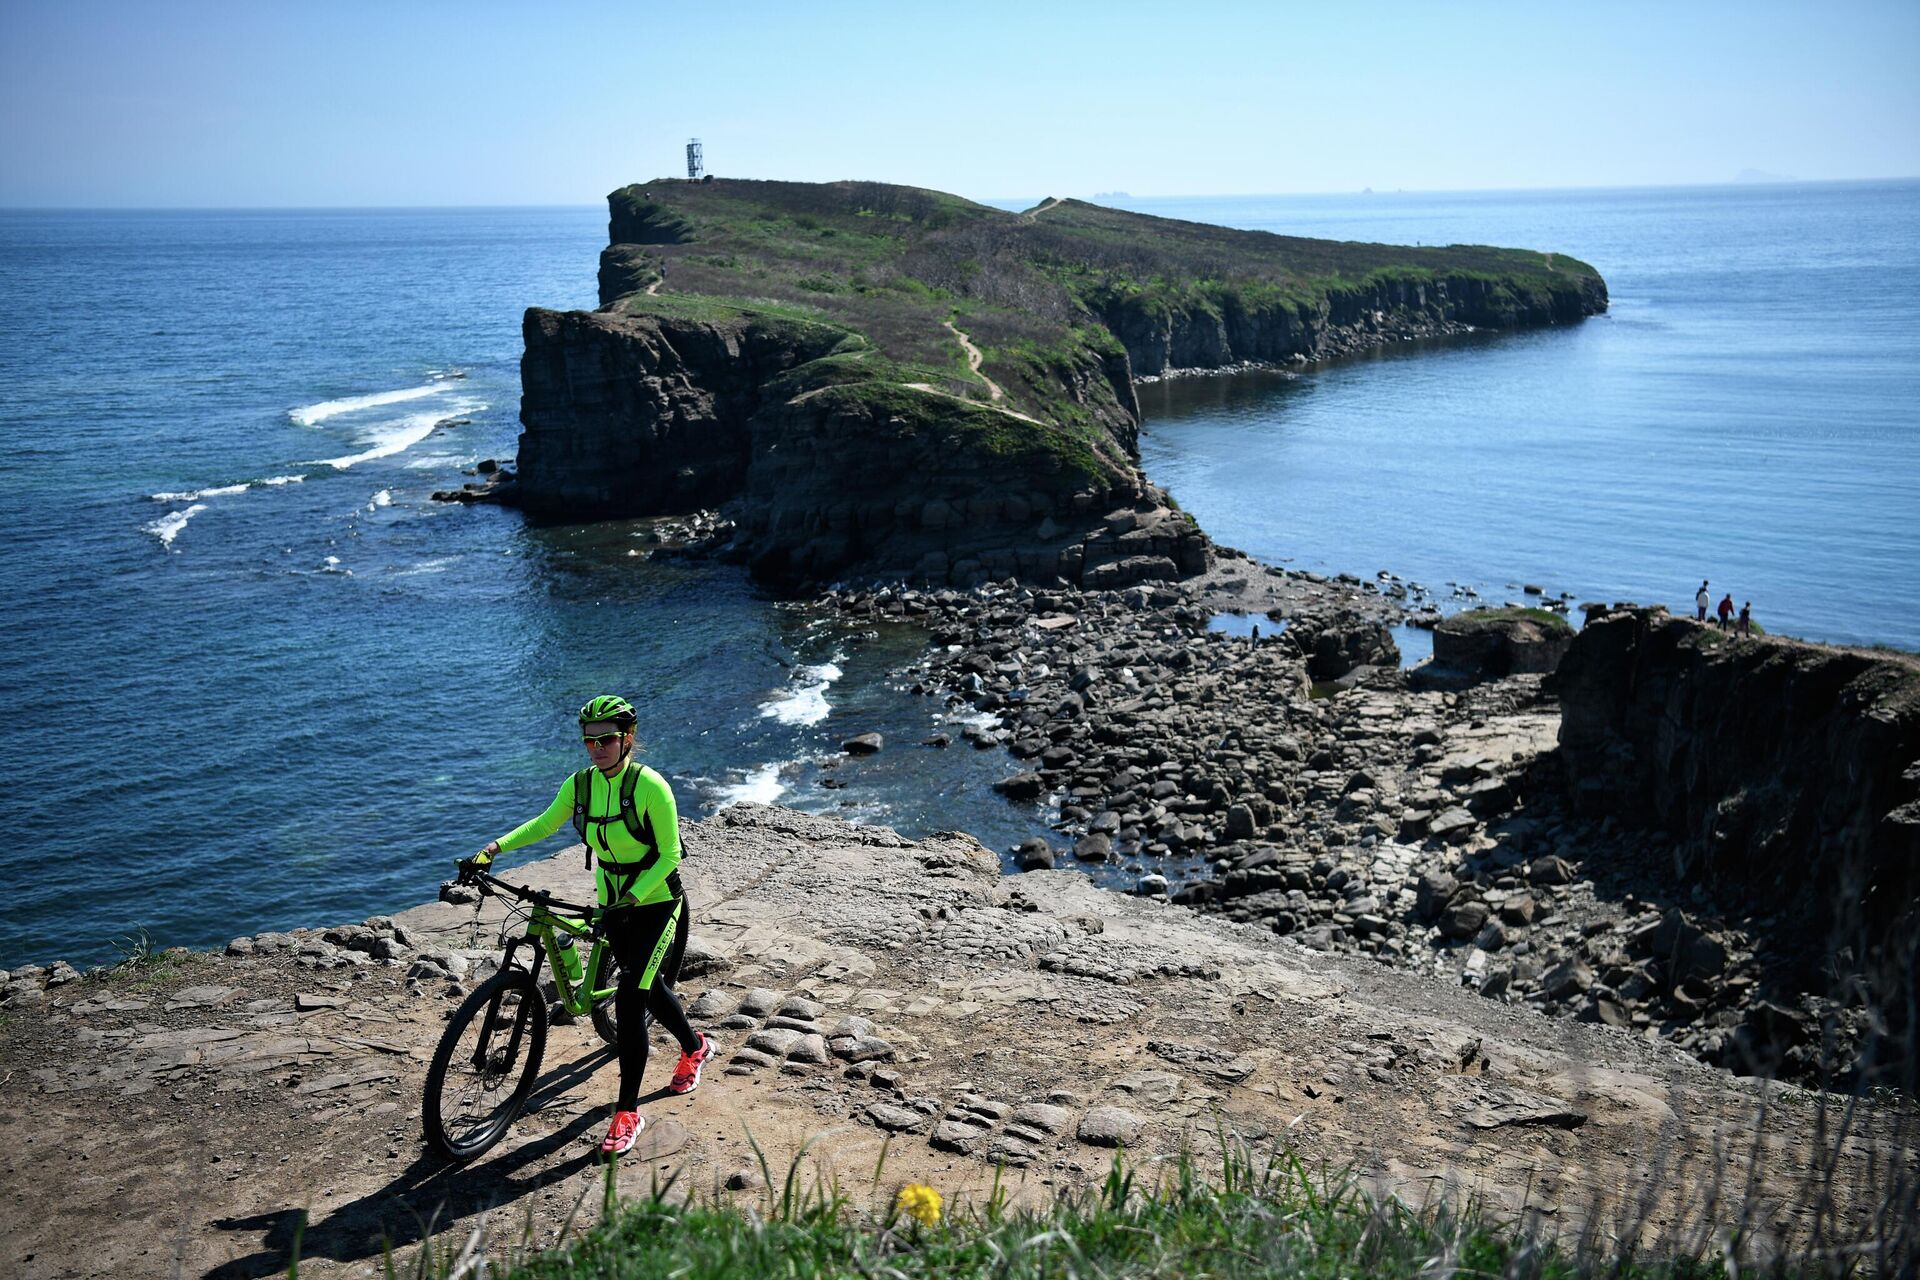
[468,938,542,1074]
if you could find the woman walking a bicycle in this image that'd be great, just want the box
[461,694,713,1157]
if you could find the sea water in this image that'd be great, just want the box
[2,183,1914,968]
[1116,182,1920,649]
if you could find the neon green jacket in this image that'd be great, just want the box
[495,759,681,907]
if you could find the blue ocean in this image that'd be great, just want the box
[3,182,1916,970]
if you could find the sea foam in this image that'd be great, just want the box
[717,762,786,808]
[290,384,445,427]
[312,410,443,470]
[149,482,249,502]
[144,503,206,549]
[758,661,843,727]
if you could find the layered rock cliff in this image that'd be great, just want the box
[509,179,1607,590]
[1553,607,1920,1028]
[1097,269,1605,375]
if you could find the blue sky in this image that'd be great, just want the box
[2,0,1916,206]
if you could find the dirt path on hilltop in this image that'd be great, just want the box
[0,806,1909,1278]
[943,320,1004,402]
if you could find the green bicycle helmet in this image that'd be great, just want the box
[578,694,636,729]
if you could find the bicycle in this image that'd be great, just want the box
[421,868,636,1162]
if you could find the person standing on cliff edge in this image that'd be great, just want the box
[1696,580,1711,622]
[459,694,713,1158]
[1718,593,1735,629]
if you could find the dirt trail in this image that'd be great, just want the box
[943,320,1004,402]
[0,805,1907,1278]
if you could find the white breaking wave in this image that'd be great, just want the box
[758,661,843,727]
[311,409,444,470]
[262,474,305,486]
[368,489,393,510]
[150,482,248,502]
[145,504,206,549]
[717,763,786,808]
[290,384,446,427]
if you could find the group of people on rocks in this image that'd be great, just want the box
[1695,579,1755,636]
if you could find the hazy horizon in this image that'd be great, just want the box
[4,1,1916,209]
[2,174,1914,214]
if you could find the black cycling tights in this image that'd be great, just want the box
[601,896,698,1110]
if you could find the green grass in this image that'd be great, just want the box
[388,1137,1773,1280]
[593,178,1603,430]
[1449,606,1575,633]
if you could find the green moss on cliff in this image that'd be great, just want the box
[1450,606,1575,632]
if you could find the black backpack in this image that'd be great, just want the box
[570,766,658,870]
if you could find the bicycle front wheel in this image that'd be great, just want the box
[422,967,548,1162]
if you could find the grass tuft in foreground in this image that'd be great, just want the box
[389,1133,1753,1280]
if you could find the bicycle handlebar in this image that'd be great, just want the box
[464,868,595,920]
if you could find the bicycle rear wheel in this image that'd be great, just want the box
[422,967,548,1162]
[589,950,624,1045]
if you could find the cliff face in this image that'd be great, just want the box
[1553,608,1920,1011]
[1099,272,1608,376]
[517,308,845,518]
[518,305,1206,589]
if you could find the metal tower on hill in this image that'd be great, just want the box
[686,139,703,180]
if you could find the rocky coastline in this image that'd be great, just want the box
[811,563,1918,1094]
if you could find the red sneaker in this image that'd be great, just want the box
[599,1109,643,1157]
[669,1032,714,1095]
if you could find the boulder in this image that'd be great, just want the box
[1015,838,1056,871]
[1415,869,1459,921]
[1439,900,1491,940]
[993,772,1046,801]
[1429,608,1574,681]
[1295,611,1401,681]
[1077,1106,1144,1147]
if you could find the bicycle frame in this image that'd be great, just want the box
[473,872,617,1018]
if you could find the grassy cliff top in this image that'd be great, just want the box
[596,177,1606,472]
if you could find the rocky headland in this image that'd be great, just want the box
[481,177,1604,591]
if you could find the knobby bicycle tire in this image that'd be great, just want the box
[422,967,548,1162]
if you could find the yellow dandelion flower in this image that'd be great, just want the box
[896,1182,942,1227]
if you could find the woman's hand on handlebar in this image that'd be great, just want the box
[457,842,499,885]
